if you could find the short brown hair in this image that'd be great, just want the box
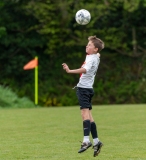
[88,35,104,52]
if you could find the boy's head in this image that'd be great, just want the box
[88,35,104,52]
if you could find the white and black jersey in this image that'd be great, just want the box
[77,53,100,88]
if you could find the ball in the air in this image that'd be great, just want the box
[75,9,91,25]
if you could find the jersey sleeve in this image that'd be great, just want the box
[82,60,93,73]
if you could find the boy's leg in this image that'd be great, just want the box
[91,121,99,144]
[89,111,99,143]
[81,109,90,143]
[89,111,103,157]
[78,109,92,153]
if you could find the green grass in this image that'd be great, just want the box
[0,104,146,160]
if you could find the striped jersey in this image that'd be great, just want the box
[77,53,100,88]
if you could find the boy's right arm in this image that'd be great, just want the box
[62,63,86,74]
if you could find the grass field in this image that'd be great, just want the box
[0,104,146,160]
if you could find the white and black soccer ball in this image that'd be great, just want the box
[75,9,91,25]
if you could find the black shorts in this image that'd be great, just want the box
[76,87,94,110]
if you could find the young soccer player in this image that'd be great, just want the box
[62,35,104,157]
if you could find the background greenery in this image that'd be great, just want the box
[0,85,35,108]
[0,0,146,106]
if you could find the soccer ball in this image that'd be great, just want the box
[75,9,91,25]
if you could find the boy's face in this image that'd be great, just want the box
[86,41,98,54]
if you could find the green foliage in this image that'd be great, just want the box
[0,0,146,106]
[0,85,35,108]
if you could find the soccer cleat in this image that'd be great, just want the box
[78,141,92,153]
[93,141,103,157]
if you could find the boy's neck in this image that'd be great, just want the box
[87,52,98,55]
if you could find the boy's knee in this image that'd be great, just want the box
[81,109,90,120]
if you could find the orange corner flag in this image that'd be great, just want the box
[23,58,38,70]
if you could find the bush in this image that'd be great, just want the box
[0,85,35,108]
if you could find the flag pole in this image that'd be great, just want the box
[35,56,38,106]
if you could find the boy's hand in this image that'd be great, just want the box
[62,63,70,73]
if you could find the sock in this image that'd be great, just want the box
[83,136,90,143]
[83,120,90,143]
[93,138,99,145]
[91,122,99,145]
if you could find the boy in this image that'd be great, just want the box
[62,35,104,157]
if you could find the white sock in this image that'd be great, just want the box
[93,138,99,145]
[83,136,90,143]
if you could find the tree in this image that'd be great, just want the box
[0,0,146,105]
